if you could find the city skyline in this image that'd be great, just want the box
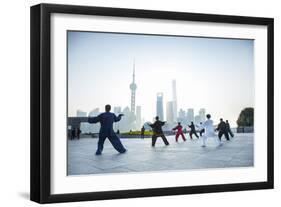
[74,105,208,133]
[68,31,254,127]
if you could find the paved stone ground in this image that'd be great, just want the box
[67,133,253,175]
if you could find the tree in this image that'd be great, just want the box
[237,107,254,127]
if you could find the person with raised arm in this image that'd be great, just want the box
[188,122,199,139]
[216,118,230,141]
[172,122,186,142]
[88,104,127,155]
[201,114,222,147]
[226,120,234,138]
[148,116,170,147]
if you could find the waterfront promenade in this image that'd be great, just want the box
[68,133,253,175]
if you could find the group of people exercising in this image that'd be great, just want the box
[87,104,234,155]
[170,119,234,142]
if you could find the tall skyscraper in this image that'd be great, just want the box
[194,115,201,125]
[187,108,194,123]
[113,106,122,114]
[156,92,164,120]
[178,108,187,124]
[199,108,206,122]
[129,61,137,114]
[120,106,134,132]
[172,79,178,122]
[166,101,174,123]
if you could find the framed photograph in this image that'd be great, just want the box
[30,3,274,203]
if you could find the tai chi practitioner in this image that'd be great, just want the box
[197,122,205,137]
[88,104,127,155]
[201,114,222,147]
[148,116,170,147]
[216,118,230,141]
[172,122,186,142]
[188,122,199,139]
[226,120,234,138]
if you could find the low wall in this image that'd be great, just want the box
[237,126,254,133]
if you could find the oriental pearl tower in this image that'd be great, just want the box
[130,61,137,114]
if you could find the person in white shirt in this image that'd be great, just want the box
[196,122,205,137]
[201,114,222,147]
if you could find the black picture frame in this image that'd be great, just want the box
[30,3,274,204]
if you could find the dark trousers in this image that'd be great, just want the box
[175,132,186,142]
[152,134,169,146]
[189,130,199,139]
[228,129,234,137]
[96,133,126,154]
[199,129,205,137]
[218,130,230,141]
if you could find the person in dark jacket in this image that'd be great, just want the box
[71,127,76,140]
[226,120,234,138]
[141,126,145,139]
[216,118,230,141]
[148,116,169,147]
[76,128,81,140]
[88,104,127,155]
[188,122,199,139]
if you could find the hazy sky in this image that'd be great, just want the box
[68,31,254,126]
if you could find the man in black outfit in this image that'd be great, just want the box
[76,128,81,139]
[71,127,76,140]
[148,116,169,147]
[226,120,234,138]
[141,125,145,139]
[216,118,230,141]
[188,122,199,139]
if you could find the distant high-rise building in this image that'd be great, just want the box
[178,108,186,124]
[178,108,186,119]
[129,61,137,114]
[199,108,206,122]
[113,106,122,115]
[156,92,164,120]
[119,106,135,132]
[88,108,99,117]
[166,101,174,123]
[172,79,178,122]
[76,110,87,117]
[194,115,201,125]
[187,108,194,123]
[136,106,142,129]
